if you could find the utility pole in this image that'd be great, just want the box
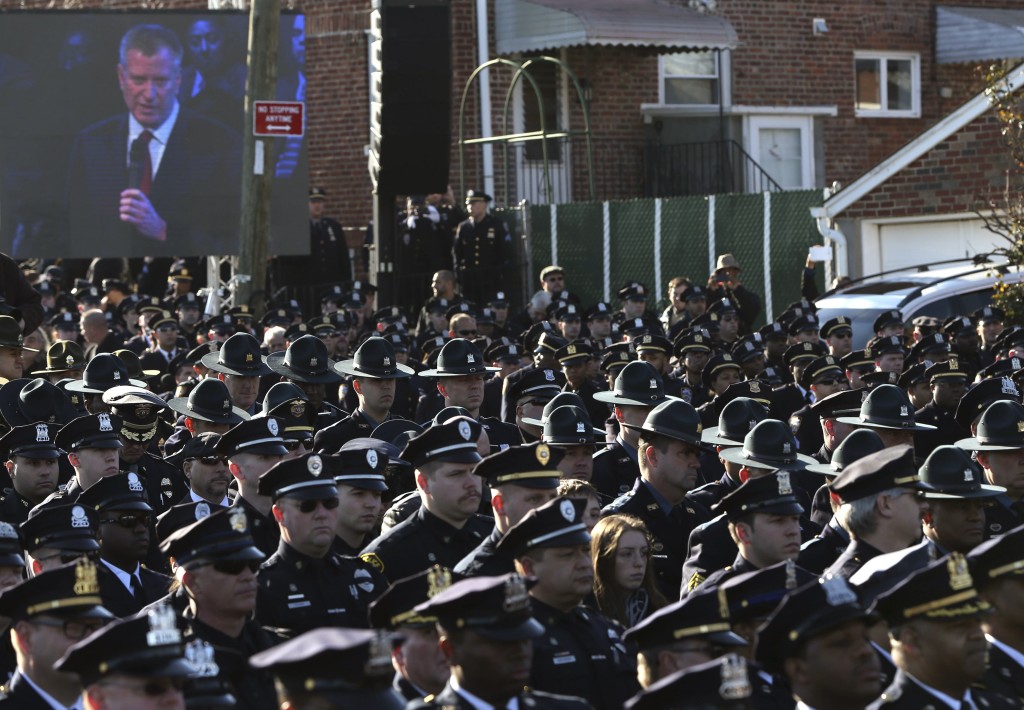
[236,0,280,315]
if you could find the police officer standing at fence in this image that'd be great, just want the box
[452,190,513,305]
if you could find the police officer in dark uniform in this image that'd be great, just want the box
[409,573,593,710]
[789,354,849,456]
[955,400,1024,539]
[614,282,665,338]
[602,399,712,598]
[360,417,493,581]
[219,417,290,557]
[315,336,416,453]
[454,442,562,578]
[500,329,563,424]
[452,190,513,305]
[772,341,828,423]
[689,397,769,511]
[683,420,816,594]
[255,451,385,637]
[591,361,671,501]
[75,472,171,617]
[0,423,60,524]
[45,412,125,504]
[498,497,639,708]
[673,330,713,409]
[0,559,114,708]
[913,357,971,460]
[824,446,930,580]
[968,525,1024,704]
[266,334,347,431]
[691,471,806,593]
[557,341,611,428]
[869,553,1017,709]
[166,376,250,438]
[160,506,279,710]
[250,627,404,709]
[368,566,454,702]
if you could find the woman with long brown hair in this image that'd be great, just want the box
[591,513,667,628]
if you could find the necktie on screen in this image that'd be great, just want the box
[132,130,154,195]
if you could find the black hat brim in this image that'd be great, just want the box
[64,378,148,395]
[835,416,937,432]
[718,448,817,470]
[334,360,415,379]
[201,352,275,377]
[699,426,744,447]
[29,536,101,553]
[922,484,1006,500]
[166,398,249,425]
[592,391,676,407]
[0,378,79,427]
[418,366,500,378]
[954,436,1024,452]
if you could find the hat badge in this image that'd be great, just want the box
[146,604,181,647]
[1001,377,1018,395]
[0,521,14,540]
[821,574,858,606]
[777,471,793,495]
[73,557,100,596]
[466,353,475,363]
[1018,421,1024,434]
[366,449,379,468]
[567,345,576,355]
[308,454,324,477]
[559,498,575,521]
[899,405,909,417]
[195,501,211,520]
[65,355,75,367]
[229,508,248,532]
[382,356,391,366]
[267,419,279,436]
[71,505,90,528]
[782,442,791,454]
[503,574,531,612]
[245,353,254,363]
[458,420,472,441]
[544,370,555,382]
[184,640,219,677]
[695,335,703,342]
[112,370,120,381]
[309,356,318,367]
[35,424,49,442]
[649,378,657,389]
[719,654,752,700]
[947,553,973,591]
[964,468,974,482]
[127,472,144,492]
[97,413,113,432]
[576,421,586,433]
[749,381,761,393]
[536,444,551,466]
[427,565,453,599]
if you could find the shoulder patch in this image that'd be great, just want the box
[686,572,705,591]
[360,552,385,574]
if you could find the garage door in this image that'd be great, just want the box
[866,218,1005,273]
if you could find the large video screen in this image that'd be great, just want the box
[0,11,308,259]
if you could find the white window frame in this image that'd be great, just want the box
[658,50,732,107]
[853,51,921,118]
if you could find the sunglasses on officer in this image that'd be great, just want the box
[211,559,261,576]
[34,549,100,565]
[288,497,341,514]
[32,617,108,641]
[191,455,230,466]
[99,512,151,528]
[282,437,314,452]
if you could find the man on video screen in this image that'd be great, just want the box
[65,23,242,257]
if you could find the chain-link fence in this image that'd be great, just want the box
[524,190,824,326]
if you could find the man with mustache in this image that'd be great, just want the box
[360,417,492,582]
[179,433,231,507]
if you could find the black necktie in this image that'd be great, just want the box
[132,130,154,195]
[130,573,144,599]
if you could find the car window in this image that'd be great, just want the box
[907,287,995,323]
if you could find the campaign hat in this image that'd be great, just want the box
[718,420,816,471]
[418,338,499,378]
[0,316,36,352]
[955,399,1024,451]
[918,445,1004,500]
[266,335,342,384]
[37,340,87,375]
[335,336,414,379]
[594,361,671,406]
[542,405,601,447]
[167,378,249,425]
[623,399,708,450]
[65,354,146,394]
[201,333,273,377]
[835,384,936,431]
[701,396,770,447]
[804,428,885,477]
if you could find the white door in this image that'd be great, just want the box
[746,116,814,190]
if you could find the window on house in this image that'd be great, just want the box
[854,52,920,117]
[661,50,728,105]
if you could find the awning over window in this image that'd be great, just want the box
[936,6,1024,64]
[494,0,738,56]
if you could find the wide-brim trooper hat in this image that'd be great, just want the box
[335,336,414,379]
[201,333,274,377]
[522,392,604,437]
[805,428,885,477]
[919,445,1005,500]
[0,378,79,427]
[167,378,250,425]
[701,397,769,447]
[542,405,605,447]
[955,400,1024,451]
[719,419,817,470]
[419,338,499,378]
[64,354,146,394]
[593,361,674,407]
[622,399,711,451]
[836,384,937,432]
[266,335,343,384]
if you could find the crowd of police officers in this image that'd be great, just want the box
[1,199,1024,708]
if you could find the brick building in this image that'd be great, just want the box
[11,0,1022,279]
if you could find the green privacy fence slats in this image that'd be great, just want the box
[526,190,823,327]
